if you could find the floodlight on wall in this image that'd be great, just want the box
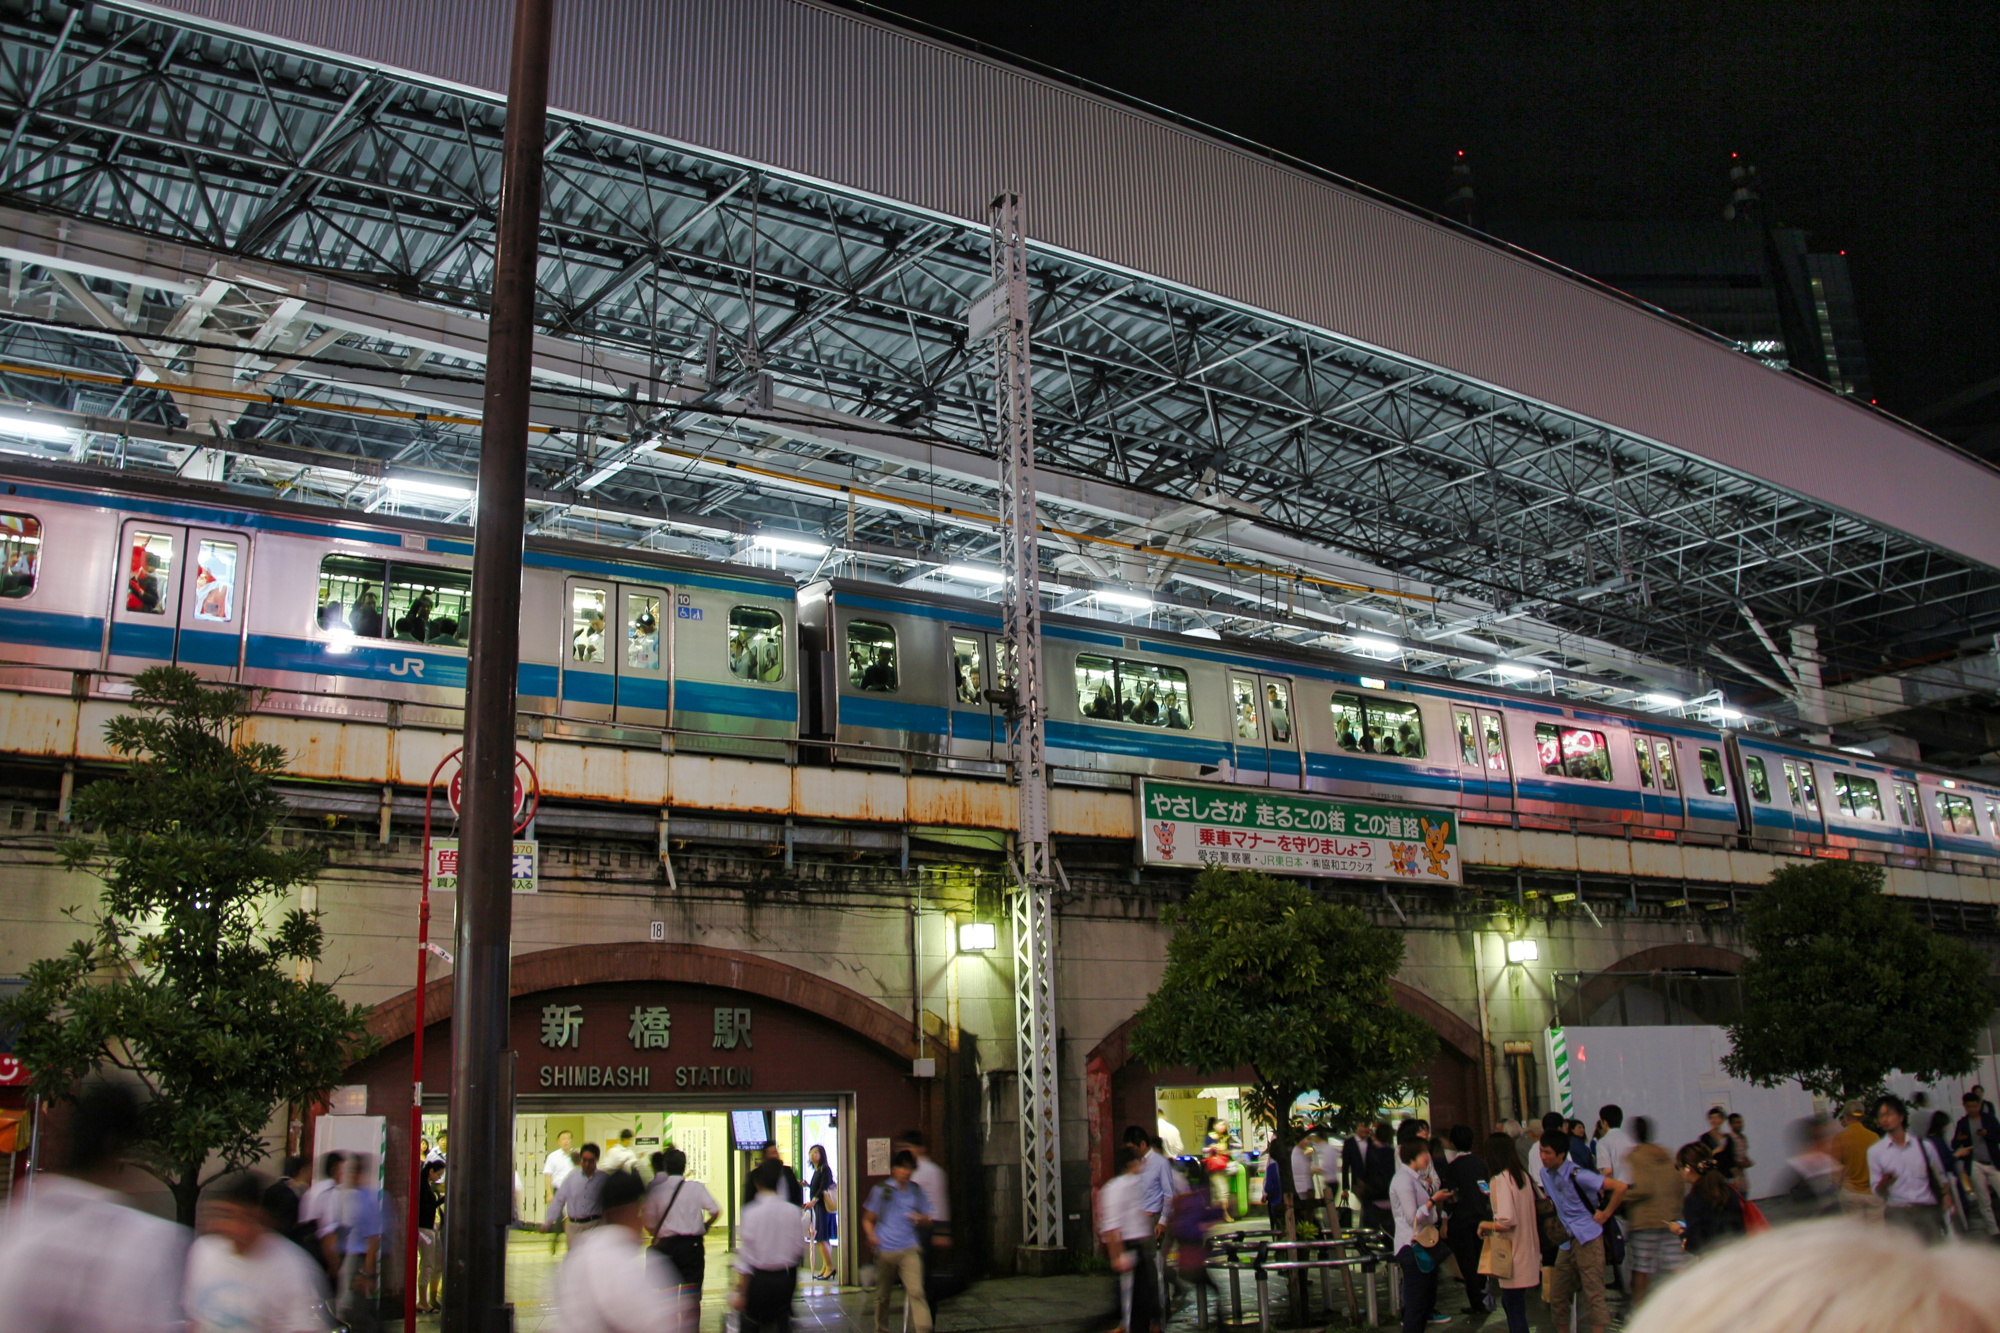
[958,922,998,952]
[1505,938,1539,965]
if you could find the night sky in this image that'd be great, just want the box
[857,1,1997,425]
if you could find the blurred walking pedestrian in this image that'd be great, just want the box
[299,1151,345,1279]
[262,1155,316,1258]
[0,1081,189,1333]
[1621,1117,1686,1306]
[1477,1132,1539,1333]
[1097,1148,1156,1333]
[329,1154,384,1333]
[554,1169,686,1333]
[1776,1115,1842,1216]
[736,1160,807,1333]
[547,1142,609,1241]
[185,1170,329,1333]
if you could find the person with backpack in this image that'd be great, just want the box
[1669,1142,1745,1256]
[1536,1129,1629,1333]
[1867,1094,1956,1241]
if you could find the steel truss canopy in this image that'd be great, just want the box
[0,0,1996,738]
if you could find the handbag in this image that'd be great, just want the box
[1410,1224,1451,1273]
[822,1184,838,1215]
[1477,1228,1514,1277]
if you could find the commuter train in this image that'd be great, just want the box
[3,459,1998,871]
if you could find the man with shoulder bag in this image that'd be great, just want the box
[642,1148,721,1310]
[1535,1131,1628,1333]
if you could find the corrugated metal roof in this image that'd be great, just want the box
[136,0,2000,571]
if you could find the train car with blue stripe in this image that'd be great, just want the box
[0,461,798,756]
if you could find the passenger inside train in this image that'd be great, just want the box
[0,514,34,598]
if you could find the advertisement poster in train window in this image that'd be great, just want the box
[1135,778,1460,884]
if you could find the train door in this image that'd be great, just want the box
[1453,706,1511,810]
[105,519,248,681]
[560,578,670,724]
[948,631,1007,764]
[1780,759,1826,843]
[1634,734,1685,830]
[1228,673,1300,788]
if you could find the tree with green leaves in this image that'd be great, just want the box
[1128,868,1438,1238]
[0,667,373,1224]
[1722,860,1993,1104]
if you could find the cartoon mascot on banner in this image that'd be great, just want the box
[1418,817,1453,879]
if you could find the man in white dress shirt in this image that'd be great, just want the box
[543,1131,578,1253]
[735,1159,808,1333]
[603,1128,642,1174]
[554,1170,688,1333]
[1867,1094,1955,1240]
[643,1147,722,1302]
[547,1142,611,1241]
[0,1081,188,1333]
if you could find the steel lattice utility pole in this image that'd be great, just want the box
[978,191,1063,1262]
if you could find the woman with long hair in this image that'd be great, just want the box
[1476,1132,1540,1333]
[416,1159,446,1313]
[806,1143,838,1280]
[1670,1142,1745,1256]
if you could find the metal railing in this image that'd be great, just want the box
[1197,1231,1397,1330]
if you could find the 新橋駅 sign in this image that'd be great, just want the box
[1136,778,1460,884]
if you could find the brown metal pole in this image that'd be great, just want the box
[441,2,551,1329]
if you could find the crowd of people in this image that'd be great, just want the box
[1103,1090,2000,1333]
[0,1084,964,1333]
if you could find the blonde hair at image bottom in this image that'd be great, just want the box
[1625,1219,2000,1333]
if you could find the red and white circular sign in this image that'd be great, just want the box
[445,753,539,832]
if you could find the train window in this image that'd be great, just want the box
[1534,723,1613,781]
[951,637,982,704]
[1833,773,1885,821]
[317,554,385,636]
[626,596,661,670]
[1938,792,1979,835]
[728,608,784,682]
[1988,802,2000,838]
[847,621,898,692]
[1744,756,1772,803]
[1234,679,1261,740]
[1483,714,1507,772]
[1654,740,1678,792]
[1075,655,1191,729]
[191,540,238,623]
[1264,682,1293,743]
[1331,694,1365,750]
[1697,748,1727,796]
[570,588,607,662]
[1329,693,1424,757]
[1368,699,1423,758]
[388,563,470,645]
[0,513,40,597]
[126,530,175,614]
[1633,738,1654,788]
[1119,660,1192,729]
[1453,710,1478,766]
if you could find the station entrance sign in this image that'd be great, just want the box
[1136,778,1460,884]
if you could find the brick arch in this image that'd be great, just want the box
[1084,980,1484,1184]
[1569,943,1747,1027]
[364,942,919,1060]
[1084,979,1484,1077]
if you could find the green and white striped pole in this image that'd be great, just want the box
[1547,1023,1575,1117]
